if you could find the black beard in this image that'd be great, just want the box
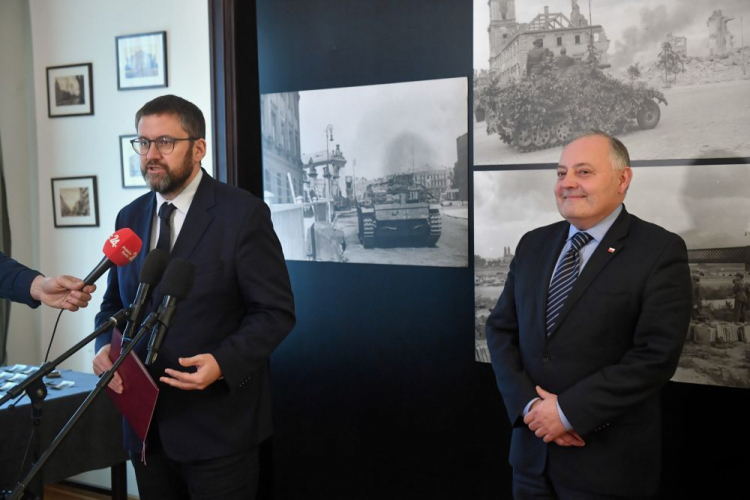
[143,148,194,195]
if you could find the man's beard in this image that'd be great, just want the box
[142,148,194,195]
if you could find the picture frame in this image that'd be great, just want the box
[51,176,99,228]
[260,78,469,267]
[116,31,168,90]
[119,135,147,188]
[472,0,750,166]
[46,63,94,118]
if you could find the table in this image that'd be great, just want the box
[0,369,128,499]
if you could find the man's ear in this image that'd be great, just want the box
[193,138,207,163]
[618,167,633,194]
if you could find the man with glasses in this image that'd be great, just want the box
[93,95,295,499]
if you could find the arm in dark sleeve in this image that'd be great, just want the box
[211,201,296,389]
[0,252,42,308]
[486,235,539,426]
[558,235,692,435]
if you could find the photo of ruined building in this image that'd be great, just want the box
[473,0,750,165]
[474,163,750,389]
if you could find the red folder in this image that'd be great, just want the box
[106,328,159,444]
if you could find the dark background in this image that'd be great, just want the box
[226,0,748,498]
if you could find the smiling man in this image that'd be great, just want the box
[93,95,295,500]
[486,131,692,499]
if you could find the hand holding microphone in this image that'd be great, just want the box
[29,275,96,311]
[27,228,141,311]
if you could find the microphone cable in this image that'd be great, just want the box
[44,308,65,363]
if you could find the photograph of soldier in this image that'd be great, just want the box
[732,273,748,322]
[555,47,576,75]
[473,0,750,166]
[475,162,750,388]
[526,38,551,77]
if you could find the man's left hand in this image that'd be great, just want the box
[523,386,567,443]
[161,354,223,390]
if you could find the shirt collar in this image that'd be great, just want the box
[567,203,623,243]
[155,168,203,215]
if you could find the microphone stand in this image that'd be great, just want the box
[0,309,130,408]
[0,309,130,500]
[1,309,161,500]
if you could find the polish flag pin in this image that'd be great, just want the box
[608,247,615,253]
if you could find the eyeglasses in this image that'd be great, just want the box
[130,136,198,155]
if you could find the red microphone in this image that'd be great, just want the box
[83,228,143,286]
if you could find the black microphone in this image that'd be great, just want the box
[120,249,169,353]
[83,228,143,286]
[145,259,196,366]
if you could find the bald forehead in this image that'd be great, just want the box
[559,135,612,168]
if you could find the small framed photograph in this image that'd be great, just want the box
[116,31,168,90]
[46,63,94,118]
[51,176,99,228]
[120,135,147,188]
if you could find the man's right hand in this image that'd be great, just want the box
[92,344,123,394]
[553,430,585,447]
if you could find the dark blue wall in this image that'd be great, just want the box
[249,1,511,498]
[234,1,749,498]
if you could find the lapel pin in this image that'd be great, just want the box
[608,247,615,253]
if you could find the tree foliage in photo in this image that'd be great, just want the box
[657,42,686,84]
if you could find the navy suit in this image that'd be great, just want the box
[0,253,41,307]
[486,207,691,496]
[95,171,295,461]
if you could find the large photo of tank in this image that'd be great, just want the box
[260,78,469,267]
[473,0,750,166]
[475,163,750,389]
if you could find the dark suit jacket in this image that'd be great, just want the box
[486,206,691,496]
[0,252,41,307]
[95,171,295,461]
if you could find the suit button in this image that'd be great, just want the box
[542,354,551,363]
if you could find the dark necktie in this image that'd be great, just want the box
[156,202,176,253]
[546,231,592,336]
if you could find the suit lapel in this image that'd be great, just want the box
[170,169,216,261]
[547,207,632,338]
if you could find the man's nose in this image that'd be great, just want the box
[558,172,577,188]
[145,141,162,160]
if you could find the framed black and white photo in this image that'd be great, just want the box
[116,31,168,90]
[51,176,99,228]
[473,0,750,166]
[119,135,146,188]
[473,163,750,390]
[46,63,94,118]
[260,78,469,267]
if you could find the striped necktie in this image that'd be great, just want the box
[546,231,592,336]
